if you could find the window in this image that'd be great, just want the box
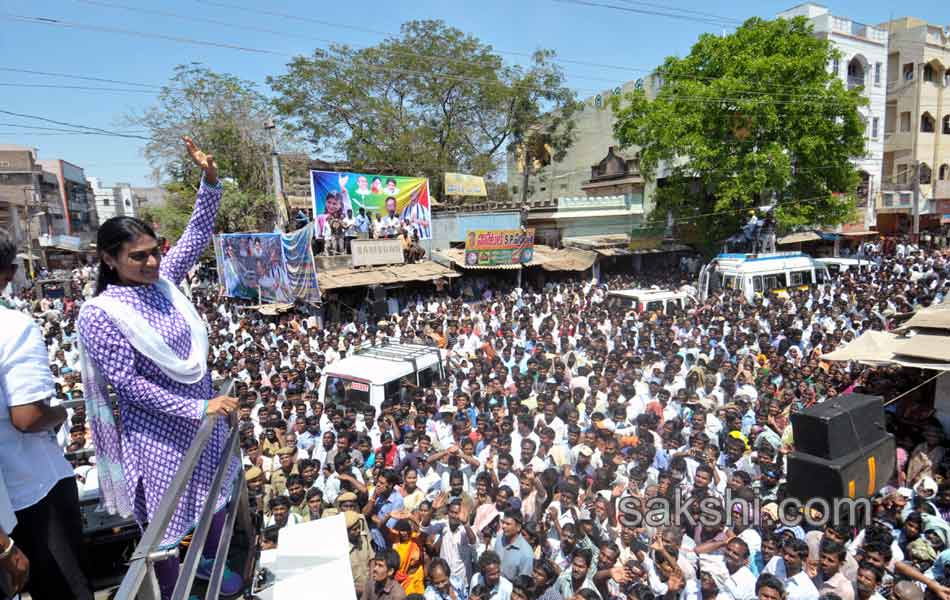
[752,276,763,293]
[897,163,909,184]
[875,62,882,85]
[831,57,840,75]
[922,112,936,133]
[763,273,786,290]
[940,164,950,181]
[920,163,932,185]
[511,185,519,195]
[789,271,804,286]
[102,199,110,205]
[904,63,915,81]
[924,64,935,82]
[900,111,911,132]
[872,117,879,138]
[944,115,950,135]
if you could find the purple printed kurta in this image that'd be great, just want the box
[78,179,239,548]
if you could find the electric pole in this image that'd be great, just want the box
[912,159,920,239]
[264,119,288,232]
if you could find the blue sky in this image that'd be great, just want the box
[1,0,944,186]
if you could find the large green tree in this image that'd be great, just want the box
[268,20,577,194]
[613,16,867,247]
[129,64,283,238]
[139,181,277,243]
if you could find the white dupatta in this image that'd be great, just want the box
[78,276,209,517]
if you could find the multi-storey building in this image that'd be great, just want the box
[878,17,950,228]
[779,4,889,228]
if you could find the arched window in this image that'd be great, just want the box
[922,112,936,133]
[920,163,932,185]
[924,63,935,82]
[847,58,866,89]
[940,164,950,181]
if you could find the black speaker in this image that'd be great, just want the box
[790,393,887,460]
[372,300,388,320]
[786,434,896,502]
[369,284,386,303]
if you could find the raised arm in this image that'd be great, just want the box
[161,137,222,285]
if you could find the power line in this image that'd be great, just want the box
[0,109,151,140]
[0,82,158,94]
[554,0,741,27]
[0,67,163,89]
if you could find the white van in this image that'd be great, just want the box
[698,252,831,302]
[319,341,444,412]
[607,288,695,315]
[815,257,875,275]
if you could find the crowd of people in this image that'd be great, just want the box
[4,223,950,600]
[314,205,427,262]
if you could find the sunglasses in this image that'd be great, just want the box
[126,239,166,263]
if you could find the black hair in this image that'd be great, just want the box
[754,573,785,597]
[94,216,159,296]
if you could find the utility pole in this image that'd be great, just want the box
[912,159,920,239]
[264,119,288,232]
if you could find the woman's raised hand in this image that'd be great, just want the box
[183,136,218,185]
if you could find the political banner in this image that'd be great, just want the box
[282,224,320,303]
[444,172,487,197]
[215,227,320,303]
[310,170,432,239]
[464,228,534,266]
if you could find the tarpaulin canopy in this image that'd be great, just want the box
[318,262,459,291]
[821,330,950,370]
[530,246,597,272]
[777,231,822,244]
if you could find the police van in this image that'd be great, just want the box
[318,341,444,413]
[698,252,831,302]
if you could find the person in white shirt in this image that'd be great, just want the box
[763,538,819,600]
[0,236,93,599]
[720,538,757,600]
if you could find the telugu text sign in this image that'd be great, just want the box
[464,228,534,266]
[444,172,487,197]
[350,239,405,267]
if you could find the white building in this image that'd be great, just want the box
[779,3,889,228]
[88,177,138,221]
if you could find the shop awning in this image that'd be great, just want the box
[318,261,460,291]
[530,246,597,271]
[839,230,879,238]
[777,231,822,244]
[562,233,631,250]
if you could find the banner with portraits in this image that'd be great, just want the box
[309,170,432,239]
[214,225,320,303]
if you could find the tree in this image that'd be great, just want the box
[268,20,577,194]
[612,17,867,247]
[128,64,276,194]
[139,181,276,243]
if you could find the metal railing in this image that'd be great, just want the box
[113,381,249,600]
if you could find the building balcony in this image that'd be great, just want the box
[935,180,950,201]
